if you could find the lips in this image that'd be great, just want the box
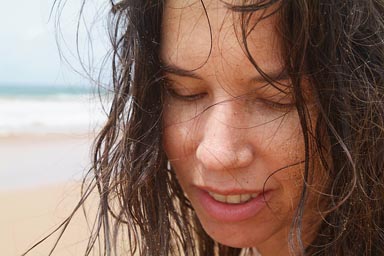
[208,191,259,204]
[196,187,270,222]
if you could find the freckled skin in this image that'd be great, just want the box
[161,1,322,255]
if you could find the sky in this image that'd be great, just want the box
[0,0,108,86]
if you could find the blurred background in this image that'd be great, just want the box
[0,0,110,254]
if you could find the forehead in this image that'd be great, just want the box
[160,0,284,79]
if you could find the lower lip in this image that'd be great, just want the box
[197,189,271,223]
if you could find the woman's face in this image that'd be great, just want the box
[161,1,321,254]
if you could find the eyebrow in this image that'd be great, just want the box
[161,63,290,83]
[162,64,202,79]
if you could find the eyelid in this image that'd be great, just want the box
[257,97,296,110]
[166,87,207,101]
[245,87,295,110]
[163,79,207,101]
[163,78,295,107]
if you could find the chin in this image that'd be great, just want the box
[210,232,259,249]
[199,219,263,249]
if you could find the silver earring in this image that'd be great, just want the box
[167,160,172,171]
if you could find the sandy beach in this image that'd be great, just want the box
[0,133,98,256]
[0,133,95,189]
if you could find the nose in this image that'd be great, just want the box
[195,101,255,171]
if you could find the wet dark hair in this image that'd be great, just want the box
[25,0,384,255]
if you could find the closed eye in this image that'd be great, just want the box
[244,86,295,111]
[258,98,296,110]
[166,87,207,101]
[163,78,208,102]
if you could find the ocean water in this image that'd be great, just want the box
[0,84,111,189]
[0,84,108,136]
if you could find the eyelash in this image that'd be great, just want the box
[257,98,295,111]
[164,83,295,110]
[165,86,207,101]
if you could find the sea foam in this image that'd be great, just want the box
[0,85,108,136]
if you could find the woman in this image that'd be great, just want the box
[28,0,384,255]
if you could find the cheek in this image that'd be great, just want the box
[162,101,201,158]
[267,121,326,220]
[163,120,193,159]
[263,115,306,172]
[163,113,198,189]
[262,121,307,210]
[162,119,198,197]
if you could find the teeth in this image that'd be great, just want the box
[208,192,259,204]
[211,193,226,202]
[226,194,241,204]
[240,194,251,202]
